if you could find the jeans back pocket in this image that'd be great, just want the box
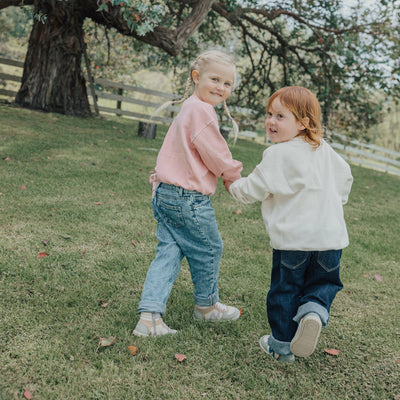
[317,250,342,272]
[157,199,185,228]
[281,250,308,270]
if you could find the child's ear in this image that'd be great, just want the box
[299,117,309,131]
[192,70,200,85]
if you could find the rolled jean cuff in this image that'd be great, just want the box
[194,291,219,307]
[138,300,166,316]
[293,302,329,327]
[268,335,292,356]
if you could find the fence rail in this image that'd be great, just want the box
[327,131,400,176]
[1,56,399,176]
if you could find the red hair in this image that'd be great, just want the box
[267,86,323,149]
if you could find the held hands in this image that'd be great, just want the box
[223,180,233,192]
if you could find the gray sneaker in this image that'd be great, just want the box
[193,302,240,322]
[259,335,295,362]
[290,312,322,357]
[132,316,178,337]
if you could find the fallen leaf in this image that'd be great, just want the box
[138,232,142,237]
[98,300,109,308]
[233,209,242,215]
[128,345,138,356]
[94,202,102,205]
[175,353,187,362]
[24,389,32,399]
[20,185,27,190]
[132,240,137,247]
[37,252,49,258]
[5,156,12,162]
[362,274,370,278]
[324,348,340,356]
[374,274,383,281]
[98,336,116,348]
[81,249,86,256]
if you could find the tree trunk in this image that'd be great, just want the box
[15,2,90,116]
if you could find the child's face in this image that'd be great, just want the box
[192,61,235,106]
[265,97,305,143]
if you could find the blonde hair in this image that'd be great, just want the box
[153,50,239,143]
[267,86,323,149]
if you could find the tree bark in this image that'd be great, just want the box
[15,2,90,116]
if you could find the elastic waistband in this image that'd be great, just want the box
[158,182,205,196]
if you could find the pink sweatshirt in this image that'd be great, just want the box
[151,95,242,195]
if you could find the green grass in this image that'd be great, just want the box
[0,103,399,400]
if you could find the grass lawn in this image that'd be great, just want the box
[0,103,399,400]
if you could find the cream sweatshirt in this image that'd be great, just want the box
[229,137,353,251]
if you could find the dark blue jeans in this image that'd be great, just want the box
[267,249,343,355]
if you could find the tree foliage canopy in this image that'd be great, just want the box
[0,0,399,136]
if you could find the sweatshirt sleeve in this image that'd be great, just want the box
[229,169,271,203]
[339,162,353,205]
[191,103,242,182]
[230,143,311,203]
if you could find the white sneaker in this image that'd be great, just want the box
[259,335,295,362]
[193,302,240,322]
[132,313,177,337]
[290,312,322,357]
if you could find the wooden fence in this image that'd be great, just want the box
[1,56,400,176]
[327,131,400,176]
[0,56,23,98]
[88,76,180,124]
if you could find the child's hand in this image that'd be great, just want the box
[223,180,233,192]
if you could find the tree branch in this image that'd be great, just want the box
[212,2,379,35]
[90,0,215,56]
[0,0,33,9]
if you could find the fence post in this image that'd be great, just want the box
[138,121,157,139]
[116,87,123,116]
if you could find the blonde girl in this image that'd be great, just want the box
[133,50,243,337]
[229,86,353,362]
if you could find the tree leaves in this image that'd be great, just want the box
[96,0,168,36]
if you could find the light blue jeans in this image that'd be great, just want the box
[138,183,222,315]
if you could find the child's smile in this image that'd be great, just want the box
[192,61,235,106]
[266,97,305,143]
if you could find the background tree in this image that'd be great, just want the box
[0,0,399,137]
